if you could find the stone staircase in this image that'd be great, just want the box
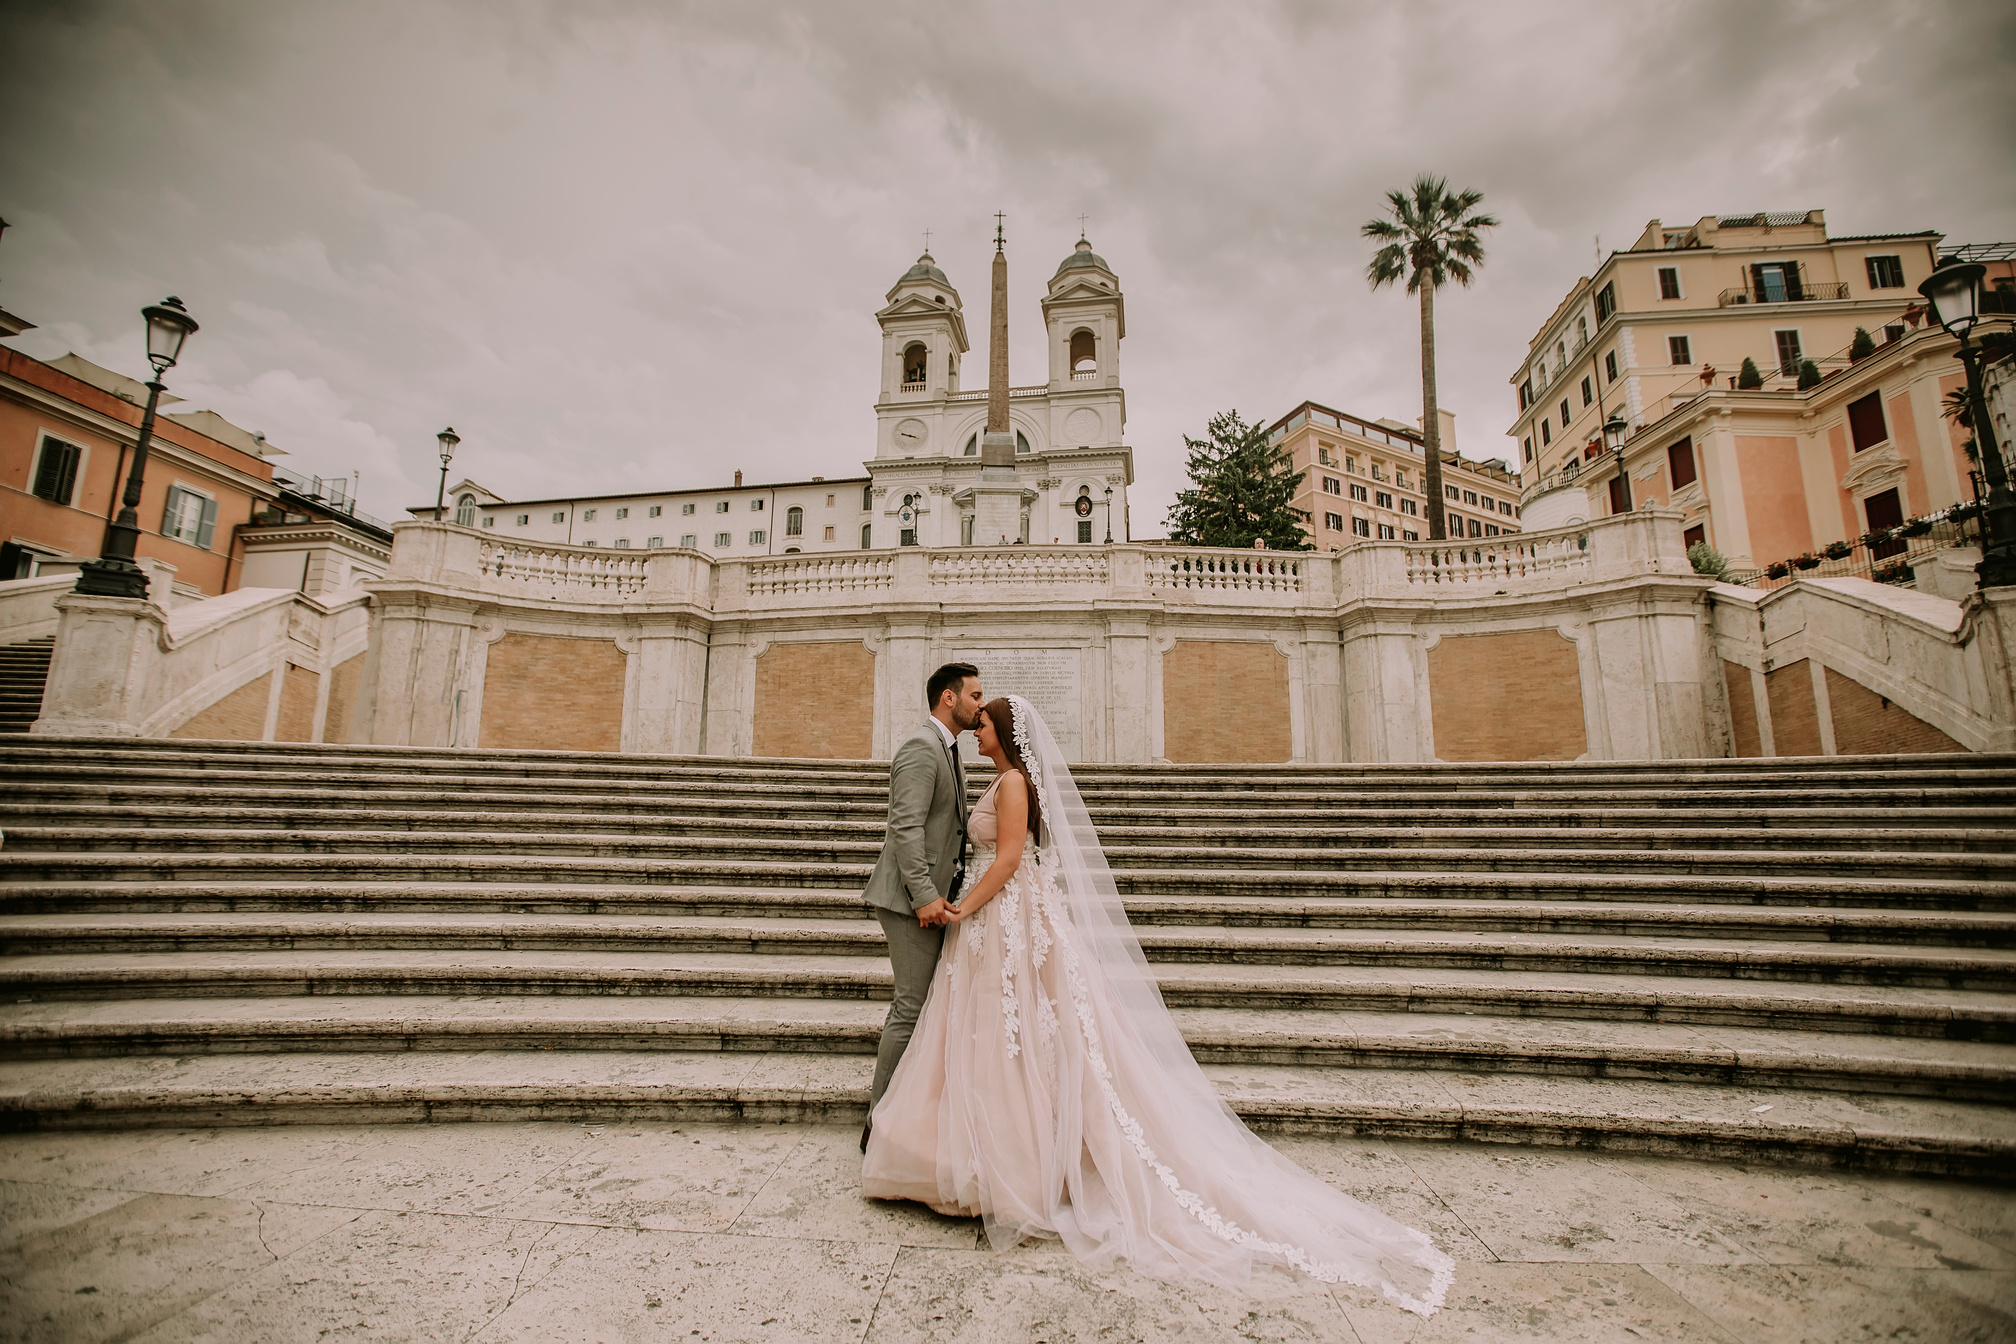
[0,636,55,733]
[1,738,2012,1177]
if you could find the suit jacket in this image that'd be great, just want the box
[863,723,969,916]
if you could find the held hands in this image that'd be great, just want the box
[915,897,954,928]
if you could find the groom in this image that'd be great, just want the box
[860,661,984,1151]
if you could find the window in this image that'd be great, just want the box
[1522,437,1534,464]
[1077,520,1093,543]
[647,536,662,548]
[1578,316,1588,345]
[1445,513,1460,533]
[1884,323,1906,344]
[1479,494,1494,510]
[1519,379,1533,409]
[750,530,766,545]
[714,531,732,547]
[649,505,662,517]
[863,485,874,510]
[1403,529,1419,541]
[581,540,596,548]
[1658,266,1682,300]
[582,508,596,521]
[1317,445,1333,465]
[1667,436,1697,489]
[1345,456,1358,473]
[161,485,218,548]
[1581,376,1593,407]
[515,514,530,526]
[1395,472,1408,489]
[1847,392,1888,451]
[551,511,565,524]
[453,495,476,525]
[823,525,836,541]
[825,494,835,507]
[482,517,494,528]
[1608,476,1629,515]
[1774,330,1803,376]
[1484,524,1500,537]
[1604,351,1618,382]
[1349,483,1368,502]
[1377,524,1396,540]
[715,501,729,513]
[1468,518,1483,538]
[751,498,764,511]
[1865,255,1905,289]
[1016,431,1030,455]
[786,506,803,536]
[1683,524,1705,550]
[1322,476,1342,495]
[1463,490,1478,505]
[1668,335,1691,366]
[615,507,628,520]
[900,527,917,546]
[1541,418,1552,446]
[1559,399,1571,428]
[1375,491,1393,509]
[861,523,873,548]
[31,436,81,505]
[1594,281,1616,322]
[681,502,695,515]
[613,538,630,549]
[1864,488,1906,557]
[1324,511,1344,531]
[1401,498,1418,516]
[680,534,696,548]
[1352,517,1371,537]
[1445,484,1460,500]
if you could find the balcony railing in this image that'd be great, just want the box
[1070,369,1096,381]
[899,380,927,393]
[1717,281,1850,307]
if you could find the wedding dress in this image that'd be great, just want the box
[861,696,1453,1316]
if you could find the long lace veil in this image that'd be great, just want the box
[1005,694,1454,1315]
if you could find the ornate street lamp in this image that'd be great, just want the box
[1102,484,1114,544]
[1919,259,2015,588]
[433,427,461,522]
[76,297,200,599]
[1603,412,1632,514]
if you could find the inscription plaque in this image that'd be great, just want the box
[951,647,1083,761]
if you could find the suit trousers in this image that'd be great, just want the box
[869,906,946,1109]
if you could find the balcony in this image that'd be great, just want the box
[1070,369,1096,382]
[1718,281,1850,307]
[899,380,927,393]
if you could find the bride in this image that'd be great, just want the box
[862,694,1454,1316]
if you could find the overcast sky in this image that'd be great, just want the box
[3,1,2011,531]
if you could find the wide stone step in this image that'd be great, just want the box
[5,903,2012,954]
[7,870,2010,915]
[10,829,2012,884]
[1,1048,2007,1178]
[4,995,2010,1101]
[6,925,2013,991]
[7,805,2011,854]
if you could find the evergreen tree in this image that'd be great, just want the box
[1166,410,1312,550]
[1849,327,1877,361]
[1737,357,1764,389]
[1797,358,1822,390]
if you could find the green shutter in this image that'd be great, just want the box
[195,496,219,549]
[161,487,186,537]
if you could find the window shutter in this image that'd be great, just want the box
[1847,393,1888,452]
[161,487,185,537]
[1784,262,1804,301]
[1749,263,1767,302]
[196,496,219,549]
[1666,437,1697,490]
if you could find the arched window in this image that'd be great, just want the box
[963,434,978,456]
[785,506,803,536]
[862,484,873,510]
[902,343,928,387]
[1015,431,1031,454]
[454,494,475,526]
[860,522,873,549]
[1070,329,1096,378]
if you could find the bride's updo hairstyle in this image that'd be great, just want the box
[980,697,1043,844]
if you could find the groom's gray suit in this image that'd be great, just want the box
[863,720,969,1108]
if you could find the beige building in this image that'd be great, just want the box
[1268,401,1522,547]
[1509,211,1940,529]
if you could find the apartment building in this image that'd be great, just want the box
[431,471,877,557]
[1268,401,1522,548]
[1508,210,1940,532]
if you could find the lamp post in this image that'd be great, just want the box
[1603,412,1632,514]
[75,297,200,599]
[433,427,461,522]
[1102,484,1114,544]
[1919,260,2015,589]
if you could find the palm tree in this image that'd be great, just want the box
[1363,176,1498,541]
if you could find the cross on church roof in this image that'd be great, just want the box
[922,227,931,253]
[1078,213,1089,238]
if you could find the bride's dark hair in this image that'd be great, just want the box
[980,697,1042,844]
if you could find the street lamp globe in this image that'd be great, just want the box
[1918,260,1983,338]
[142,296,199,372]
[1602,413,1628,451]
[437,427,461,468]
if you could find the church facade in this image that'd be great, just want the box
[429,235,1134,555]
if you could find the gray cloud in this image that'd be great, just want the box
[2,0,2010,526]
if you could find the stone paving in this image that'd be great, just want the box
[0,1122,2010,1342]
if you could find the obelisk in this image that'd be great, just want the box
[974,213,1025,543]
